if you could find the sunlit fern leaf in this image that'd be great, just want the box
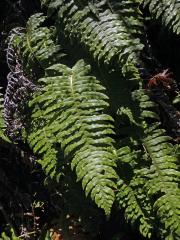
[143,0,180,34]
[27,60,117,215]
[24,91,61,180]
[142,124,180,239]
[12,13,64,76]
[44,0,144,73]
[110,0,144,36]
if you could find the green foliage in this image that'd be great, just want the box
[12,13,64,77]
[0,88,9,142]
[2,2,180,240]
[46,0,144,78]
[115,88,180,239]
[26,59,118,215]
[143,0,180,34]
[0,229,19,240]
[142,124,180,239]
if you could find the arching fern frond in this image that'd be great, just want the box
[143,0,180,34]
[26,60,118,215]
[44,0,144,76]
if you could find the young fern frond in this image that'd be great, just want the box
[27,60,118,215]
[143,0,180,34]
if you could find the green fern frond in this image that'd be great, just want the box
[143,0,180,34]
[117,87,180,238]
[12,13,64,76]
[44,0,144,72]
[132,89,180,239]
[27,60,118,215]
[116,147,154,238]
[110,0,144,36]
[142,124,180,239]
[117,179,154,238]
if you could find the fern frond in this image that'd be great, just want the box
[143,0,180,34]
[116,147,154,238]
[142,124,180,239]
[44,0,144,74]
[12,13,64,76]
[132,88,180,239]
[116,87,180,238]
[27,60,118,215]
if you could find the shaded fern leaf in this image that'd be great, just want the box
[132,89,159,121]
[143,0,180,34]
[116,147,154,238]
[133,89,180,239]
[27,60,117,215]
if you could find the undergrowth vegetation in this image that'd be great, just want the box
[0,0,179,239]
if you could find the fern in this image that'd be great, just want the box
[143,0,180,34]
[115,87,180,239]
[142,124,180,239]
[12,13,64,77]
[116,147,154,238]
[45,0,144,76]
[0,88,9,142]
[132,89,180,239]
[5,4,180,239]
[26,60,118,215]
